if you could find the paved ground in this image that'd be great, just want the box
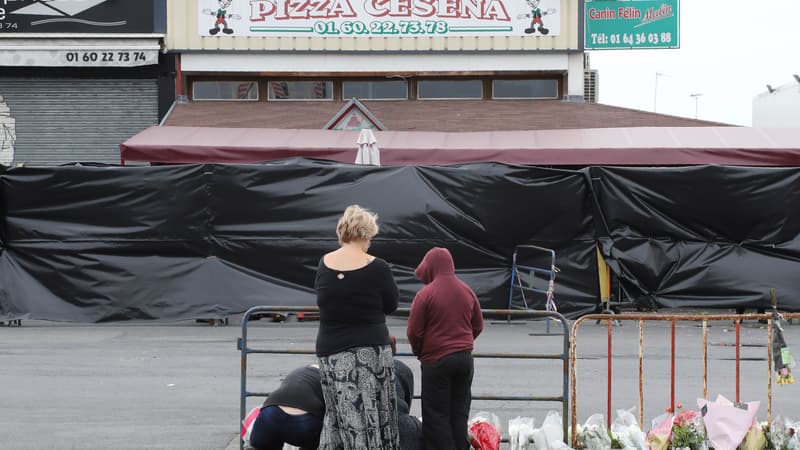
[0,312,798,450]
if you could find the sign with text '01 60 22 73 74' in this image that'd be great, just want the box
[584,0,679,50]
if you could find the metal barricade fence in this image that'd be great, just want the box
[569,311,800,449]
[238,306,570,450]
[507,245,559,334]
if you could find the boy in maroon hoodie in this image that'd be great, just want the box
[407,247,484,450]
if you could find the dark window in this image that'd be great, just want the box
[342,80,407,100]
[192,81,258,101]
[268,81,333,100]
[417,80,482,99]
[492,79,559,99]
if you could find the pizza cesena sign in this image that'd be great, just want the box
[197,0,561,37]
[0,0,160,67]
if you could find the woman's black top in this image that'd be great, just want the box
[315,257,399,356]
[262,366,325,417]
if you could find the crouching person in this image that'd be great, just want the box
[390,336,423,450]
[250,356,422,450]
[249,364,324,450]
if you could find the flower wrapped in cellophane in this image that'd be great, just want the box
[671,405,706,450]
[647,412,675,450]
[764,416,798,450]
[609,408,647,450]
[469,411,501,450]
[739,420,766,450]
[509,417,536,450]
[533,411,566,450]
[580,414,611,450]
[698,395,759,450]
[773,321,796,385]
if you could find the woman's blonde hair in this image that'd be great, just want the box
[336,205,379,245]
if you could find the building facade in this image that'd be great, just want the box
[166,0,586,126]
[0,0,171,166]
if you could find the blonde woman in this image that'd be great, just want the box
[315,205,400,450]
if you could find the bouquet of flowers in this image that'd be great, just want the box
[698,395,759,450]
[773,321,796,385]
[669,404,706,450]
[739,420,766,450]
[647,412,675,450]
[469,411,502,450]
[509,416,536,450]
[609,408,648,450]
[533,411,566,450]
[764,417,798,450]
[579,414,612,450]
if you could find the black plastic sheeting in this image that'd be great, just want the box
[3,161,800,323]
[0,160,598,322]
[591,165,800,312]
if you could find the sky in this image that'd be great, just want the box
[587,0,800,126]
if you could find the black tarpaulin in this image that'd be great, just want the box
[5,160,800,323]
[591,165,800,311]
[0,160,597,322]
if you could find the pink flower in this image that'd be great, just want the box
[680,410,699,422]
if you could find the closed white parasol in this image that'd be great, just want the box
[354,128,381,166]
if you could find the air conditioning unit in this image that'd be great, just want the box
[584,70,599,103]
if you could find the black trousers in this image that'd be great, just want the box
[420,351,474,450]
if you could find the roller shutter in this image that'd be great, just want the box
[0,78,158,166]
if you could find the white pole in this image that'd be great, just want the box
[654,73,659,112]
[653,72,671,113]
[690,93,703,119]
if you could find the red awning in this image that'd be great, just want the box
[120,126,800,166]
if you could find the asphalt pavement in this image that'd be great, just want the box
[0,312,798,450]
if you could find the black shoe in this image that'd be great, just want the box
[539,27,549,35]
[210,27,219,35]
[223,28,234,34]
[524,27,535,34]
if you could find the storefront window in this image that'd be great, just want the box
[492,79,559,99]
[342,80,407,100]
[269,81,333,101]
[417,80,483,100]
[192,81,258,101]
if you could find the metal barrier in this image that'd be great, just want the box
[239,306,570,450]
[569,311,800,448]
[507,245,560,334]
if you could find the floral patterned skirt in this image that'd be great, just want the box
[318,345,400,450]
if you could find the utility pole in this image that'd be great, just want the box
[654,72,668,112]
[690,93,703,119]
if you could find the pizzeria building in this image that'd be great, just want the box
[161,0,591,130]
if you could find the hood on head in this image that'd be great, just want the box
[415,247,455,284]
